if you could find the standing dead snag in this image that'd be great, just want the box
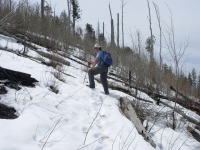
[41,0,44,19]
[117,13,119,48]
[146,0,154,61]
[109,3,115,48]
[120,97,156,148]
[121,0,127,50]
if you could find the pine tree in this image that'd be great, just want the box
[60,11,69,31]
[145,35,156,59]
[197,75,200,97]
[191,68,197,87]
[98,33,106,45]
[188,73,192,86]
[71,0,81,35]
[84,23,95,41]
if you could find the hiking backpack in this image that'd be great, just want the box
[101,50,113,67]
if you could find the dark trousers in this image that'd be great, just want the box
[88,65,109,94]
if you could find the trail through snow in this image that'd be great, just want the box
[0,34,199,150]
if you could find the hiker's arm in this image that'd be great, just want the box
[87,60,94,64]
[90,57,99,69]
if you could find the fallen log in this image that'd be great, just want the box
[187,126,200,142]
[120,97,156,148]
[36,50,70,66]
[169,86,200,112]
[40,49,200,118]
[96,78,153,104]
[0,29,38,50]
[158,100,200,126]
[99,78,200,128]
[0,67,38,87]
[170,86,197,103]
[107,71,199,114]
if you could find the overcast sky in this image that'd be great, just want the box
[16,0,200,75]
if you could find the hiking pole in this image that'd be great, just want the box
[83,62,90,83]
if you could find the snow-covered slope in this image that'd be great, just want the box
[0,34,199,150]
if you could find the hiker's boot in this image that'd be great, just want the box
[86,85,95,89]
[105,91,109,95]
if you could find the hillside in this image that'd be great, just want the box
[0,33,200,150]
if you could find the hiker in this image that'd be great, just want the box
[87,44,109,95]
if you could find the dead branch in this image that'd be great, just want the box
[83,98,105,145]
[41,116,63,150]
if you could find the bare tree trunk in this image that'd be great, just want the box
[117,13,119,48]
[109,3,114,48]
[9,0,12,11]
[73,17,75,35]
[146,0,154,61]
[121,0,125,49]
[97,20,100,42]
[153,2,162,69]
[53,6,56,18]
[163,4,189,130]
[153,2,163,98]
[103,22,104,39]
[137,30,141,58]
[67,0,71,32]
[41,0,44,19]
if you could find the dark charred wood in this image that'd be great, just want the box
[4,81,21,90]
[0,67,38,87]
[0,85,7,94]
[0,103,18,119]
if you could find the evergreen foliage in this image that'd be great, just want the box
[191,68,197,87]
[145,35,156,58]
[71,0,81,34]
[84,23,95,41]
[0,0,198,101]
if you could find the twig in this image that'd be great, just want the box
[40,136,65,144]
[34,123,39,140]
[22,87,33,101]
[83,62,90,83]
[121,127,134,150]
[160,127,166,149]
[112,127,124,150]
[42,90,52,99]
[83,97,105,145]
[177,136,190,150]
[56,87,82,107]
[0,11,13,24]
[41,116,63,150]
[126,133,136,150]
[77,137,103,150]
